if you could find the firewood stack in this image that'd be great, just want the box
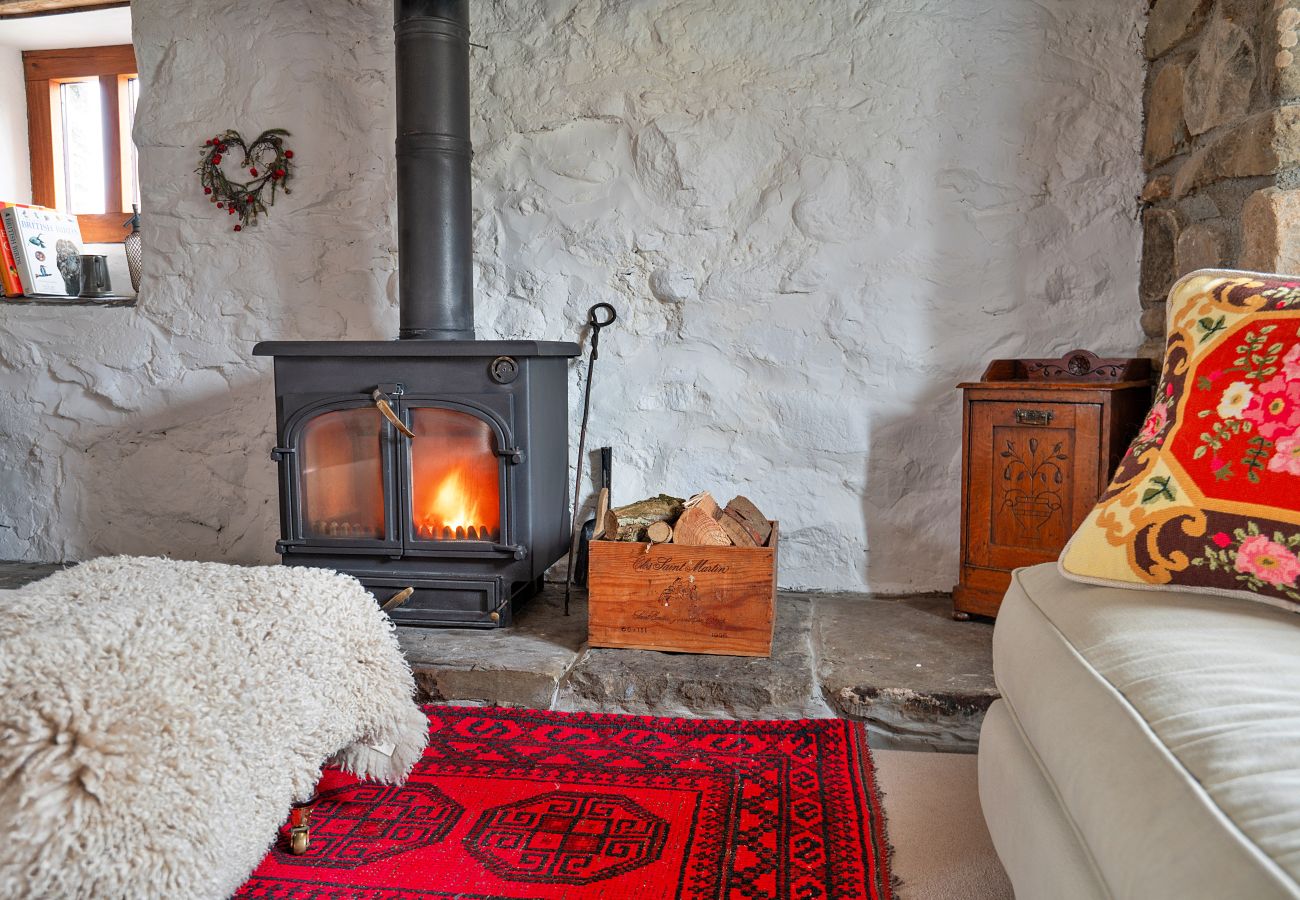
[598,491,773,547]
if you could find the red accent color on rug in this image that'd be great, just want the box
[236,706,894,900]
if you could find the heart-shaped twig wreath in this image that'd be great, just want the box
[195,128,295,231]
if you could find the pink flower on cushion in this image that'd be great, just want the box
[1235,534,1300,587]
[1138,402,1169,442]
[1268,430,1300,476]
[1283,344,1300,382]
[1241,375,1300,439]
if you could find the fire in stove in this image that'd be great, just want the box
[412,462,500,542]
[415,524,499,542]
[414,466,498,540]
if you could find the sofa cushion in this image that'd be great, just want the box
[995,563,1300,898]
[1060,268,1300,612]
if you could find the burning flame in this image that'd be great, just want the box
[407,408,501,541]
[413,461,500,540]
[426,466,484,532]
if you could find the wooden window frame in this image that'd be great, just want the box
[23,44,138,243]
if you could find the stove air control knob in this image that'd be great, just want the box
[489,356,519,384]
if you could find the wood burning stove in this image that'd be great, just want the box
[253,1,579,627]
[252,341,575,627]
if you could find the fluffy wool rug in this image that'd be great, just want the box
[0,556,428,899]
[238,706,895,899]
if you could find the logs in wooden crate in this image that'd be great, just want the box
[604,491,772,548]
[588,490,777,657]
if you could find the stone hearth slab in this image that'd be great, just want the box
[398,587,587,709]
[0,562,996,750]
[0,562,64,589]
[816,594,998,751]
[556,594,832,719]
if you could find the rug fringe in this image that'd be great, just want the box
[852,720,902,900]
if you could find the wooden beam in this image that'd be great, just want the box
[0,0,128,19]
[22,45,136,81]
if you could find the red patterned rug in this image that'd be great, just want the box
[236,706,894,899]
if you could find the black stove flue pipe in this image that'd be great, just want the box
[395,0,474,339]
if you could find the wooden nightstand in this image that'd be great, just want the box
[953,350,1153,619]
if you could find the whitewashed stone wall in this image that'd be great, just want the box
[0,0,1144,592]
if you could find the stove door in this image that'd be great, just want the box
[399,398,518,555]
[278,399,402,551]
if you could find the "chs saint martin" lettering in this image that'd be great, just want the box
[632,556,730,574]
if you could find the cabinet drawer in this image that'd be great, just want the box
[964,401,1101,570]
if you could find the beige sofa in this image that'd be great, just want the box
[979,563,1300,899]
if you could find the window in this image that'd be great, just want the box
[23,44,138,243]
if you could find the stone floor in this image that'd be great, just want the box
[0,562,998,751]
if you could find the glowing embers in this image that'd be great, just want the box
[309,520,384,539]
[409,408,501,542]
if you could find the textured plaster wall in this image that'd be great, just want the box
[0,0,1144,592]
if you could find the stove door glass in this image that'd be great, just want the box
[408,408,502,542]
[299,407,387,541]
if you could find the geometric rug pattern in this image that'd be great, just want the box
[236,706,894,899]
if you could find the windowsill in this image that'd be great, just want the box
[3,294,135,307]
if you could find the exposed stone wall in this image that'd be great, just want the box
[0,0,1144,592]
[1141,0,1300,355]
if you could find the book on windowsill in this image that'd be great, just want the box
[0,201,29,297]
[0,205,84,298]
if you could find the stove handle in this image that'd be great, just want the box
[372,389,415,439]
[380,586,414,612]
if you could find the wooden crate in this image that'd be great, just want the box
[587,523,778,657]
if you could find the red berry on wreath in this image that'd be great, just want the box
[216,202,223,208]
[284,150,294,159]
[217,143,227,152]
[249,168,258,176]
[211,154,222,164]
[274,169,285,178]
[233,224,242,232]
[228,207,235,215]
[205,139,213,146]
[203,186,212,195]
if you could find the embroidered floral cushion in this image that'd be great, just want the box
[1060,269,1300,611]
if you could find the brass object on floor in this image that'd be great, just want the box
[288,794,317,855]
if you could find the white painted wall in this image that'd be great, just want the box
[0,0,1145,592]
[0,6,132,50]
[0,46,30,201]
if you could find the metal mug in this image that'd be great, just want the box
[77,254,112,297]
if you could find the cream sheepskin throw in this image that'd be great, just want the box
[0,556,428,899]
